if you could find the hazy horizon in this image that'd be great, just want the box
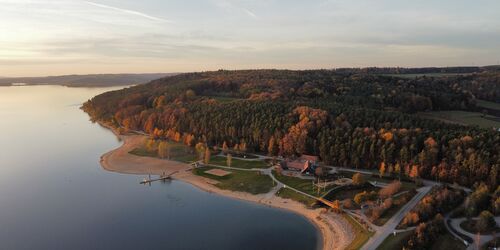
[1,0,500,77]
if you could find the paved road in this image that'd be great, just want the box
[329,166,374,175]
[266,169,320,200]
[444,214,469,247]
[203,156,443,250]
[200,161,321,202]
[263,181,284,200]
[215,150,273,161]
[360,186,432,250]
[203,162,259,172]
[449,217,500,250]
[168,149,474,250]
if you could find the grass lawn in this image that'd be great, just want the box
[129,147,157,157]
[343,213,374,250]
[430,231,466,250]
[129,142,198,163]
[418,110,500,129]
[325,185,380,202]
[460,219,500,235]
[377,228,466,250]
[337,170,418,192]
[273,171,329,197]
[276,188,317,207]
[477,99,500,111]
[365,175,417,192]
[398,181,418,192]
[221,151,259,159]
[208,155,269,169]
[193,166,275,194]
[376,230,413,250]
[373,190,417,226]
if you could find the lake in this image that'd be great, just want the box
[0,85,319,250]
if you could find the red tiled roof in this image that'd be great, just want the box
[286,161,304,170]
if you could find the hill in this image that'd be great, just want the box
[0,73,177,87]
[83,69,499,189]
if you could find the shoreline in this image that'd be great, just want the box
[98,124,353,250]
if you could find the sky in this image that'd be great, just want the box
[0,0,499,77]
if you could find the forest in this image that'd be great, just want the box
[83,68,500,189]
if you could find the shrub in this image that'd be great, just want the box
[343,199,354,209]
[405,214,445,249]
[379,181,402,198]
[477,210,496,232]
[352,173,365,185]
[354,191,368,205]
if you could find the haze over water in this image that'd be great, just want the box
[0,85,318,250]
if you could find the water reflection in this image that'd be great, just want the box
[0,85,318,250]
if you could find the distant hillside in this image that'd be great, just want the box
[0,73,177,87]
[333,65,500,75]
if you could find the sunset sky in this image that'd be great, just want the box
[1,0,499,77]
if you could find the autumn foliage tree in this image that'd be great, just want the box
[204,148,211,164]
[83,69,500,189]
[352,173,365,186]
[227,154,232,167]
[405,214,445,249]
[378,181,402,199]
[280,106,328,156]
[195,142,206,161]
[401,186,464,228]
[222,141,229,154]
[157,141,170,159]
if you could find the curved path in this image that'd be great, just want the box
[116,130,461,250]
[449,217,500,249]
[100,132,353,250]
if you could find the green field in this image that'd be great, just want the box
[193,166,275,194]
[337,170,417,189]
[221,151,259,159]
[373,190,417,226]
[324,185,380,202]
[129,147,157,157]
[343,213,374,250]
[418,110,500,129]
[376,230,413,250]
[460,219,500,235]
[377,229,465,250]
[129,142,198,163]
[362,174,418,192]
[276,187,317,207]
[208,155,269,169]
[273,171,329,197]
[430,231,466,250]
[477,99,500,111]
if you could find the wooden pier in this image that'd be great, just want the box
[140,171,178,185]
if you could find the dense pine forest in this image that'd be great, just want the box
[83,68,500,189]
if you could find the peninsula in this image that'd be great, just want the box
[84,68,500,250]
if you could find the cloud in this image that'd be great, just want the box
[84,1,172,23]
[242,8,257,19]
[213,0,258,19]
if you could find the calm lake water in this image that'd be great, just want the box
[0,85,319,250]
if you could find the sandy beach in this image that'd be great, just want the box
[100,129,353,250]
